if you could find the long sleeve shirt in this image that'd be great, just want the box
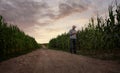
[69,29,77,39]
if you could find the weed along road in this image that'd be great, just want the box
[0,48,120,73]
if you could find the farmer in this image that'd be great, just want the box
[69,25,77,54]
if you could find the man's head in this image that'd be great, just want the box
[72,25,76,30]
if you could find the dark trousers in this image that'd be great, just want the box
[70,39,77,54]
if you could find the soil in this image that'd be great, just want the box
[0,47,120,73]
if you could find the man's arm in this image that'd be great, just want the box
[70,33,76,35]
[69,30,76,36]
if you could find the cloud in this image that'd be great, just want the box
[0,0,92,29]
[43,0,92,20]
[0,0,48,28]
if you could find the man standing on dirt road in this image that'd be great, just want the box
[69,25,77,54]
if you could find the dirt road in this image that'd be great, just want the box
[0,48,120,73]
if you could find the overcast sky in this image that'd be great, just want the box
[0,0,119,43]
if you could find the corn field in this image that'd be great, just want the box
[49,4,120,59]
[0,16,40,61]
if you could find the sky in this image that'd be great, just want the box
[0,0,119,43]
